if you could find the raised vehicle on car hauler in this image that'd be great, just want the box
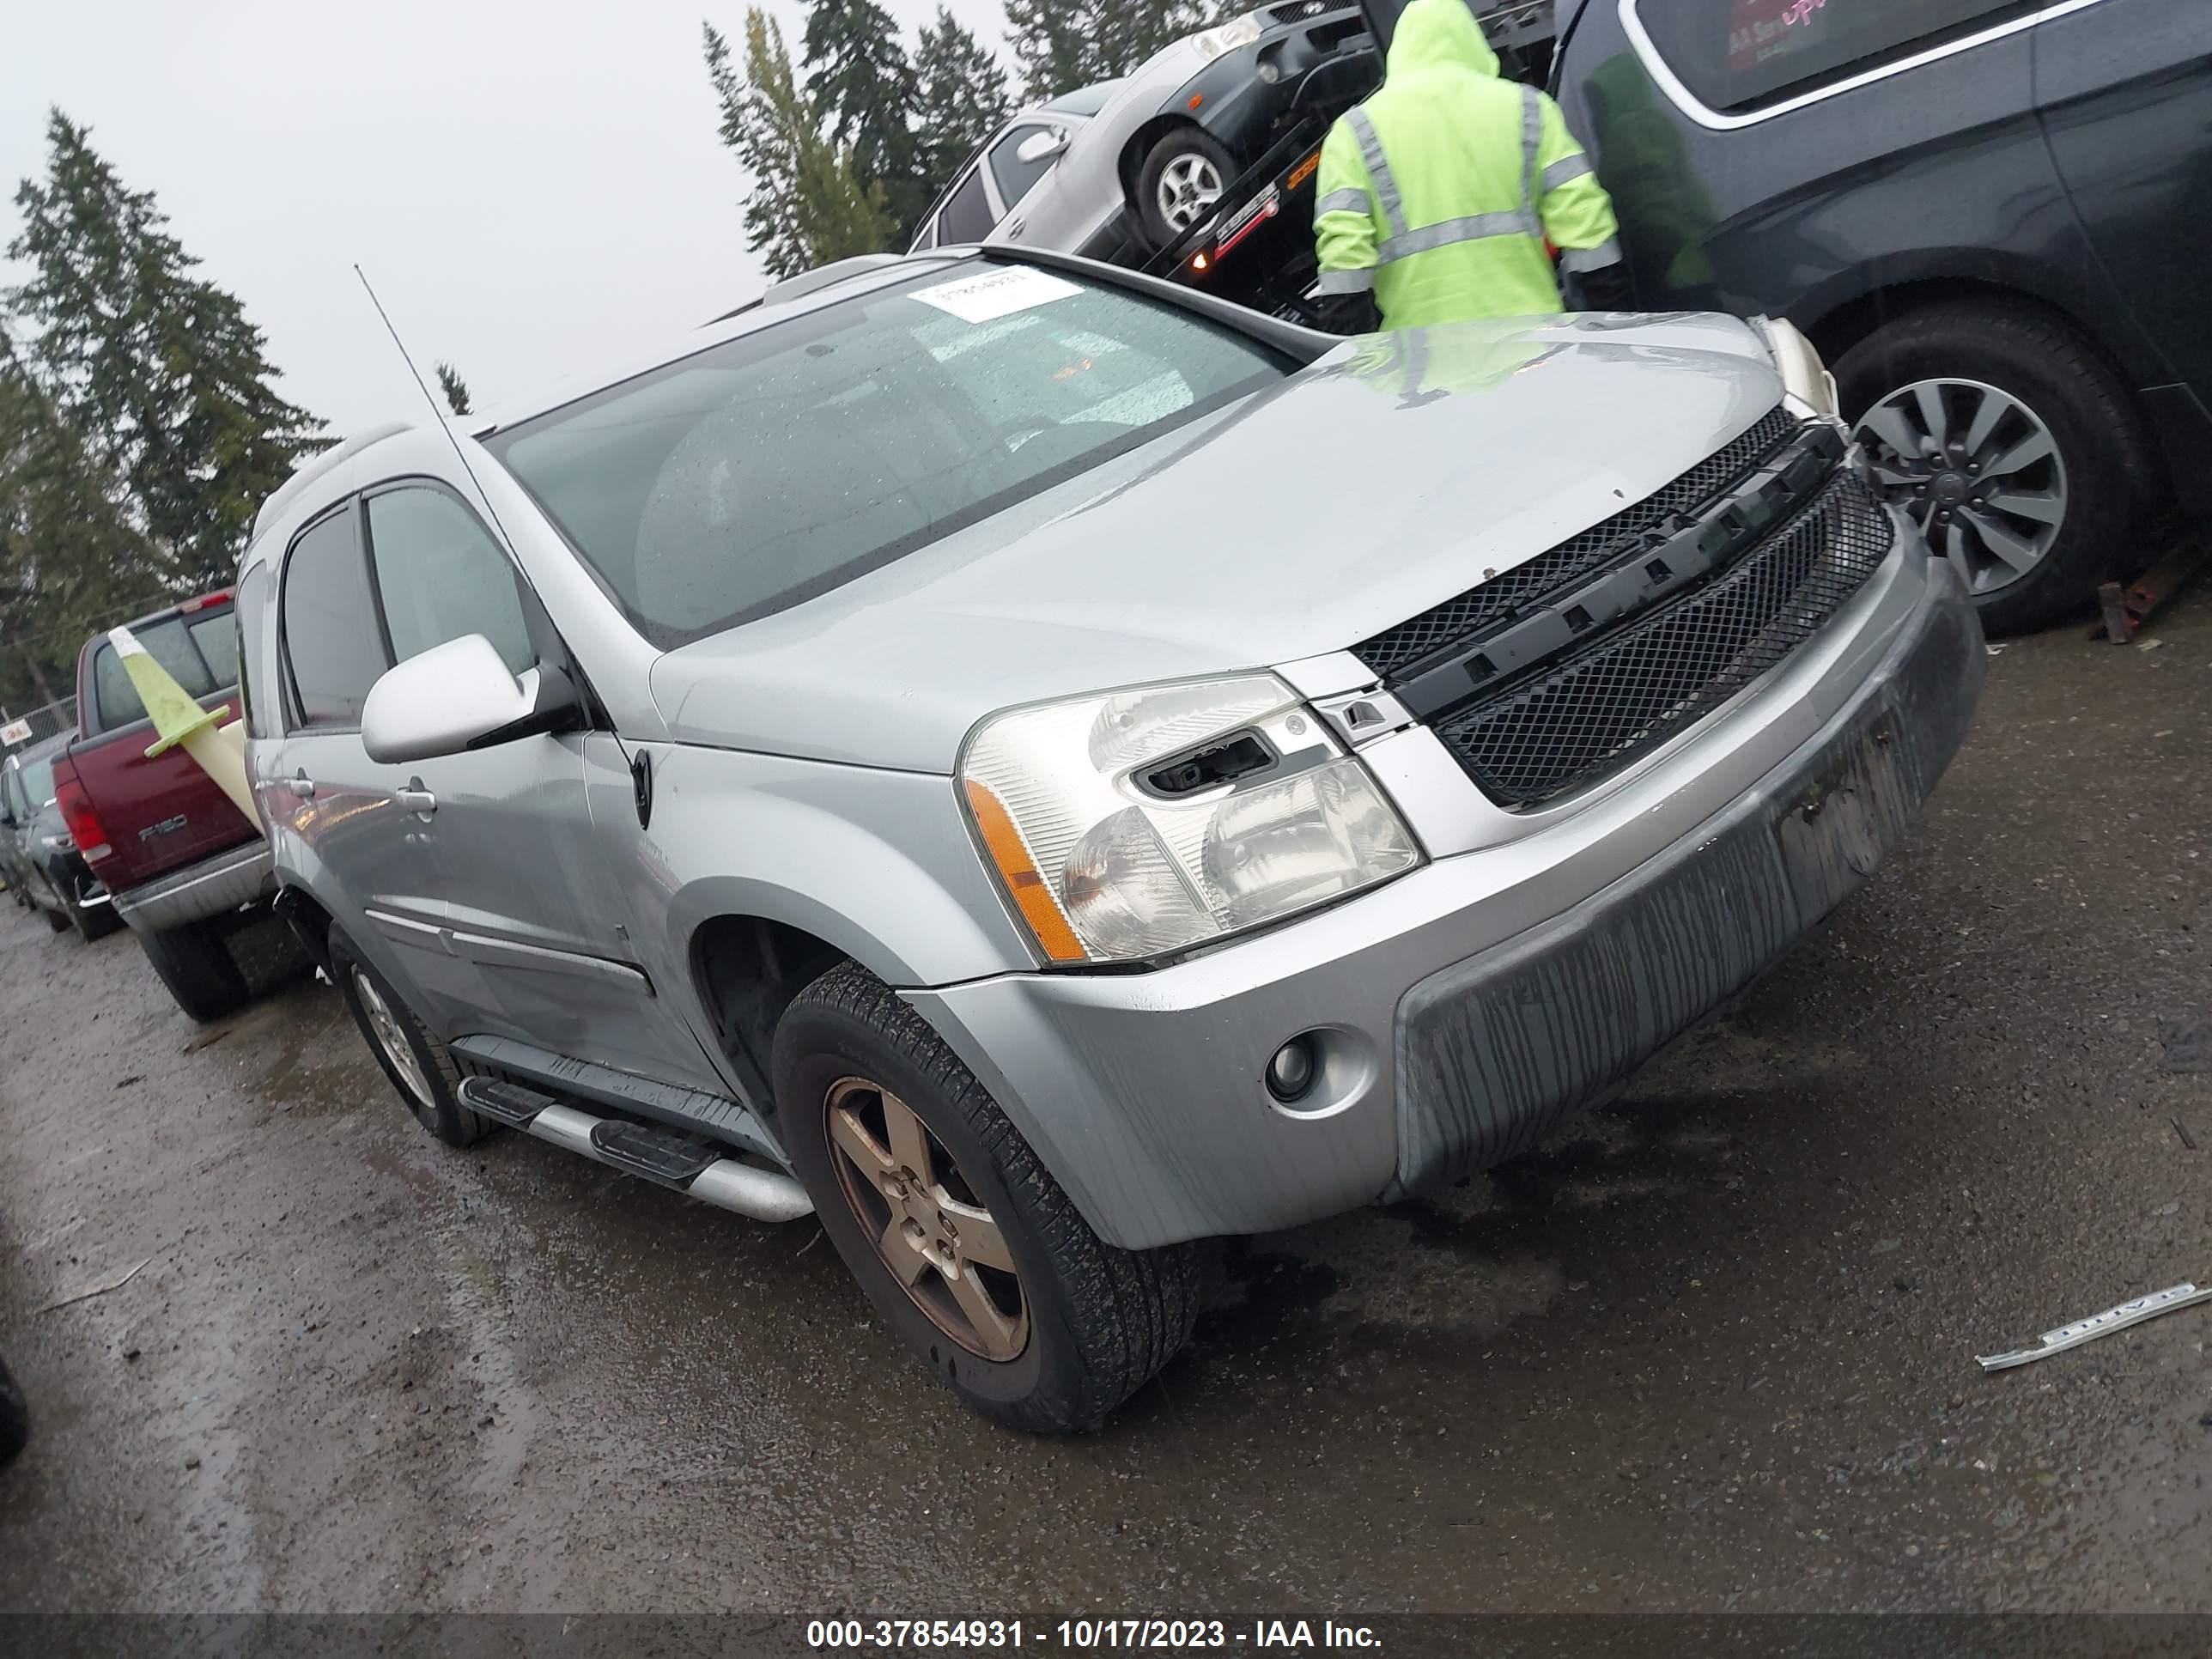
[47,592,271,1020]
[239,250,1984,1431]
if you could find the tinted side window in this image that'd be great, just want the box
[988,125,1057,209]
[282,506,389,728]
[1636,0,2035,112]
[937,168,996,243]
[364,485,535,675]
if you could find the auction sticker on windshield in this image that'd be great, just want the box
[912,266,1083,325]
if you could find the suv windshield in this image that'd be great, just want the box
[486,263,1287,647]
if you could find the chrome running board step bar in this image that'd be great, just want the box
[456,1075,812,1224]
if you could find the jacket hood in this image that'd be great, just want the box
[650,313,1786,775]
[1388,0,1501,80]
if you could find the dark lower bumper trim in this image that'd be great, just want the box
[1389,568,1984,1197]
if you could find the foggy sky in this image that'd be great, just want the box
[0,0,1016,436]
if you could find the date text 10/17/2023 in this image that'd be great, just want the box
[805,1620,1384,1650]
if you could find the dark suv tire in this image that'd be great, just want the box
[328,926,489,1148]
[775,961,1208,1434]
[1836,301,2159,636]
[134,918,249,1023]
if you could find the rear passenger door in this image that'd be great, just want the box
[356,481,729,1091]
[2033,0,2212,398]
[264,501,454,1008]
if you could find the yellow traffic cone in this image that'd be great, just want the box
[109,626,259,829]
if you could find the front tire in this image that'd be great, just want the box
[133,918,249,1022]
[1837,301,2159,635]
[328,926,489,1148]
[775,962,1207,1434]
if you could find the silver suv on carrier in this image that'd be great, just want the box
[238,248,1984,1432]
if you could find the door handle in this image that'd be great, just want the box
[290,769,315,799]
[395,785,437,817]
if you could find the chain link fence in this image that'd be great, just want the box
[0,695,80,750]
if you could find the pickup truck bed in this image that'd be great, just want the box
[49,592,273,1020]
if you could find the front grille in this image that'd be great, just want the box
[1431,470,1895,810]
[1353,404,1800,679]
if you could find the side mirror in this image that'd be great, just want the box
[362,635,536,764]
[1015,129,1067,166]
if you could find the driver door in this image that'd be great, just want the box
[355,479,729,1092]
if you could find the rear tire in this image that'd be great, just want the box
[42,905,69,934]
[328,926,489,1148]
[775,961,1206,1434]
[1133,127,1237,252]
[133,918,249,1023]
[1835,301,2159,636]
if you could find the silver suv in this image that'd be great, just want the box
[238,250,1984,1432]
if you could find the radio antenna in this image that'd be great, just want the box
[353,264,518,555]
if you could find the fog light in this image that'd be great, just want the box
[1266,1035,1318,1103]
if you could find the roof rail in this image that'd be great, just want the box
[250,420,411,545]
[757,254,905,308]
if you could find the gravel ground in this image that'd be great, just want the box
[1,589,2209,1620]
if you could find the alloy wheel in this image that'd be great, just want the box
[823,1075,1029,1361]
[1157,153,1226,234]
[1851,378,2069,597]
[353,967,434,1109]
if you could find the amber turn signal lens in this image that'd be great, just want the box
[963,779,1087,963]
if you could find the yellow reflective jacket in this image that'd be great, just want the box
[1314,0,1621,328]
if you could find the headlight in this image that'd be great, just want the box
[1190,15,1264,60]
[961,674,1422,964]
[1757,316,1838,418]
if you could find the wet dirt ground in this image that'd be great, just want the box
[2,595,2209,1621]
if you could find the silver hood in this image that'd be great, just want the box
[652,313,1788,774]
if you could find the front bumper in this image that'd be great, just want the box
[909,550,1984,1250]
[113,837,274,934]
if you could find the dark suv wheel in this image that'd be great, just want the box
[1837,301,2159,635]
[775,962,1208,1434]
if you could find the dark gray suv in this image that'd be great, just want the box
[1553,0,2212,632]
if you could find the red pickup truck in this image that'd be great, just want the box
[48,590,273,1021]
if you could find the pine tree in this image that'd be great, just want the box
[1004,0,1209,100]
[0,331,177,711]
[6,112,325,589]
[435,362,471,417]
[704,15,893,280]
[913,8,1012,199]
[801,0,927,240]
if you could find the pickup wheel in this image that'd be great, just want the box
[327,926,489,1149]
[133,918,249,1021]
[775,962,1207,1434]
[42,902,70,934]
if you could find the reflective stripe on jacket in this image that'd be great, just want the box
[1314,0,1620,329]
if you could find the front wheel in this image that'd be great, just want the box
[775,962,1208,1434]
[1836,301,2159,635]
[1133,128,1236,251]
